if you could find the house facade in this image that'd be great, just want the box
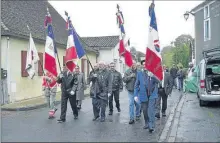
[1,0,99,103]
[191,0,220,64]
[82,36,127,74]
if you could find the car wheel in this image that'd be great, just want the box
[199,99,207,107]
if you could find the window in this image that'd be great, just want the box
[21,51,43,77]
[204,6,209,19]
[204,5,211,41]
[204,18,211,41]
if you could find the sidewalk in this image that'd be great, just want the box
[1,88,90,111]
[162,92,220,142]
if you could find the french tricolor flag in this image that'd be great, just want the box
[116,4,133,67]
[44,9,58,77]
[145,3,163,81]
[65,15,78,72]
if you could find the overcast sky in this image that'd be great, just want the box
[50,1,202,53]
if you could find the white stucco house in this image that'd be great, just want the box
[82,36,127,74]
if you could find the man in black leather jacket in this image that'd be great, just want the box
[123,63,141,124]
[108,62,123,115]
[89,61,112,122]
[56,66,78,123]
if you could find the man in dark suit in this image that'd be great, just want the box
[56,65,78,123]
[155,67,172,118]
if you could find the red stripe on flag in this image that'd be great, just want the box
[119,39,125,56]
[145,48,163,80]
[124,50,133,67]
[65,47,77,72]
[44,53,58,77]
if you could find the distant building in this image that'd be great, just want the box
[191,0,220,64]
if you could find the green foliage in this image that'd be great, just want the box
[161,34,193,68]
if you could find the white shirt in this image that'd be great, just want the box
[162,71,165,88]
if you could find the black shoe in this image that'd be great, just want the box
[117,108,121,112]
[143,125,149,129]
[149,128,155,133]
[74,115,78,119]
[109,111,113,115]
[57,119,65,123]
[162,112,166,117]
[92,116,99,121]
[100,118,105,122]
[136,115,141,121]
[129,120,135,124]
[155,113,160,119]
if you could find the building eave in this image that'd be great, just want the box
[191,0,216,13]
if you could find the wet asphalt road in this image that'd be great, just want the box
[176,93,220,142]
[2,90,180,142]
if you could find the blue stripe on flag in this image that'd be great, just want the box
[149,5,158,31]
[47,25,57,53]
[72,28,86,59]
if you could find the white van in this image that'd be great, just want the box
[193,48,220,106]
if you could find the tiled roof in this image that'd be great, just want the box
[81,36,119,49]
[1,0,97,53]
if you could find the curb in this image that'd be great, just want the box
[2,94,89,111]
[158,91,185,142]
[167,93,186,142]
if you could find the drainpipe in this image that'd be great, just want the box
[6,37,10,100]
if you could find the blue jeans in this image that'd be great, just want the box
[128,91,140,120]
[148,98,156,129]
[178,78,183,91]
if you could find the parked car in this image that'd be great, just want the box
[193,48,220,106]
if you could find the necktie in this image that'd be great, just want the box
[148,76,150,96]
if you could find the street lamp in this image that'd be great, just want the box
[183,11,195,21]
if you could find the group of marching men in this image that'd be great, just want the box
[42,60,173,133]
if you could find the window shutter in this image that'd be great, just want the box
[81,59,85,73]
[21,51,29,77]
[38,52,44,76]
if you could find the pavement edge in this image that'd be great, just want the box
[158,91,185,142]
[2,94,89,111]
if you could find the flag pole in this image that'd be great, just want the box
[46,8,62,72]
[65,11,95,72]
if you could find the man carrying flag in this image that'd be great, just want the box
[25,27,39,79]
[56,13,80,123]
[43,8,58,119]
[143,1,161,132]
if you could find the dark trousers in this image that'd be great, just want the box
[109,90,120,111]
[60,93,78,120]
[92,98,107,119]
[156,88,167,114]
[171,77,177,88]
[141,101,149,126]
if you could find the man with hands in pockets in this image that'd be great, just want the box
[56,65,78,123]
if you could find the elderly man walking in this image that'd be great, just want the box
[108,62,123,115]
[89,61,112,122]
[155,67,172,118]
[123,63,141,124]
[56,65,78,123]
[75,65,86,110]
